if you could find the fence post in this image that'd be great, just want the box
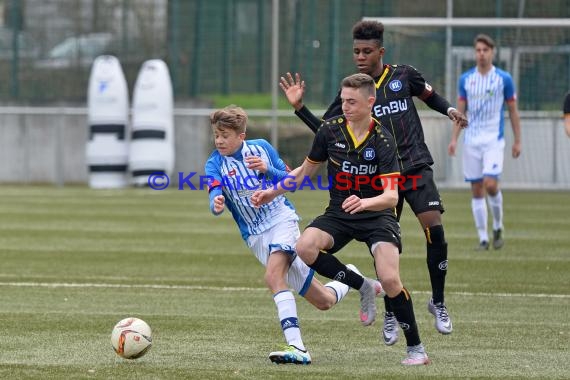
[270,0,280,148]
[168,0,179,94]
[256,0,264,92]
[325,0,340,102]
[190,0,203,97]
[9,0,22,99]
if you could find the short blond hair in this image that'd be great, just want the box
[210,105,248,134]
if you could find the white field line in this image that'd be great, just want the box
[0,281,568,299]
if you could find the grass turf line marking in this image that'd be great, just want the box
[0,281,568,299]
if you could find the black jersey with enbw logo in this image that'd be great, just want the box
[323,64,434,174]
[307,116,400,219]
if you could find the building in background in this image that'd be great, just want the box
[0,0,569,108]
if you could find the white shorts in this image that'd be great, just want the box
[246,220,314,296]
[462,140,505,182]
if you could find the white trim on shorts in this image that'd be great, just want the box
[246,220,314,296]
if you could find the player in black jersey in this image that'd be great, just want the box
[563,92,570,137]
[253,73,430,366]
[279,20,468,342]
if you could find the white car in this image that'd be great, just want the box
[35,33,114,69]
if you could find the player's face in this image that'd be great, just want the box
[353,40,384,77]
[475,42,494,68]
[341,87,374,124]
[213,126,245,156]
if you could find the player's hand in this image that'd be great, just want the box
[512,141,521,158]
[279,72,305,111]
[213,195,225,214]
[447,140,457,156]
[342,195,368,214]
[251,190,276,208]
[245,155,268,173]
[449,109,468,129]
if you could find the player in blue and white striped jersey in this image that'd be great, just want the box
[205,105,381,365]
[449,34,522,251]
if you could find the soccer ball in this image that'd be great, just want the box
[111,317,152,359]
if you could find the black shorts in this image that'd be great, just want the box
[396,165,445,221]
[307,211,402,255]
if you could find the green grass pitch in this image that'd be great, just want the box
[0,186,568,379]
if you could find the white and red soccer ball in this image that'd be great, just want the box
[111,317,152,359]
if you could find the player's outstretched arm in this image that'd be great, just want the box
[280,72,322,134]
[279,72,305,111]
[422,90,468,129]
[448,108,468,128]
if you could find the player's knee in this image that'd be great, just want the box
[483,177,498,193]
[425,224,446,245]
[295,238,316,263]
[380,275,401,296]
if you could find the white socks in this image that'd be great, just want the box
[324,280,350,304]
[273,290,305,351]
[472,191,504,242]
[471,197,489,242]
[487,190,504,231]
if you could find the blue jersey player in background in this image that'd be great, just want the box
[204,105,380,365]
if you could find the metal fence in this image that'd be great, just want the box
[2,0,570,189]
[1,0,570,110]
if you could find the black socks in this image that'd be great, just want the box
[309,251,365,289]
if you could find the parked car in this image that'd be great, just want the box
[35,33,114,69]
